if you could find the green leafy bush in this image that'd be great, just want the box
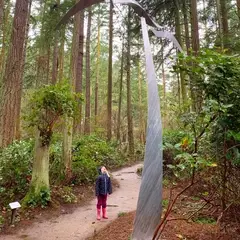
[25,187,51,207]
[0,140,34,204]
[0,214,4,229]
[56,186,77,203]
[72,135,125,183]
[162,130,189,167]
[49,140,65,184]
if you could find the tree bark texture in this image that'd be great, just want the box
[36,2,50,86]
[95,10,101,128]
[126,7,134,155]
[116,40,124,142]
[182,0,191,55]
[0,0,3,28]
[237,0,240,23]
[138,60,145,144]
[107,3,113,141]
[84,7,92,135]
[220,0,229,48]
[75,10,84,134]
[58,27,66,82]
[63,0,81,176]
[0,1,10,78]
[15,0,32,140]
[190,0,200,55]
[30,130,50,194]
[174,0,187,105]
[0,0,29,148]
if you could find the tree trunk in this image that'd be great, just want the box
[126,7,134,155]
[182,0,191,55]
[51,0,61,84]
[116,41,124,142]
[84,7,92,135]
[58,27,66,82]
[36,2,50,86]
[174,0,187,105]
[29,130,50,195]
[107,3,113,141]
[0,1,10,78]
[138,60,145,144]
[0,0,3,28]
[75,10,84,134]
[51,17,60,85]
[190,0,200,55]
[216,0,224,49]
[0,0,29,148]
[220,0,229,48]
[15,0,32,140]
[161,41,167,128]
[63,0,81,177]
[190,0,201,112]
[237,0,240,23]
[95,10,101,129]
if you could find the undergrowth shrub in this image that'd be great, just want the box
[0,140,34,205]
[162,130,187,167]
[71,135,126,183]
[0,135,128,206]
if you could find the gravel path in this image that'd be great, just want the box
[1,164,142,240]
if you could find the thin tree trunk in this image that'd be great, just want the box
[95,10,101,128]
[138,60,145,144]
[177,72,181,108]
[216,0,224,49]
[51,37,59,84]
[84,7,92,135]
[117,40,124,142]
[58,27,65,82]
[237,0,240,23]
[63,0,80,178]
[107,3,113,141]
[15,0,32,140]
[51,0,60,84]
[174,0,187,105]
[51,36,60,83]
[36,1,49,86]
[220,0,229,48]
[46,46,51,84]
[75,10,84,134]
[161,41,167,128]
[0,1,10,77]
[190,0,200,55]
[0,0,29,148]
[0,0,3,27]
[190,0,201,112]
[126,7,134,155]
[182,0,191,55]
[202,0,207,31]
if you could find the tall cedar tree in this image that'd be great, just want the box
[107,3,113,140]
[0,0,29,147]
[84,7,92,135]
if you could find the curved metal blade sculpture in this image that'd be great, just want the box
[57,1,183,239]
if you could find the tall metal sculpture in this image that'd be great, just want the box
[57,1,183,239]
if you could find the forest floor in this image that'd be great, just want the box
[1,163,239,240]
[0,163,142,240]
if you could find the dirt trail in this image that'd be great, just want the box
[1,164,142,240]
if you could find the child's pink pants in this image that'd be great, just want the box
[97,194,107,209]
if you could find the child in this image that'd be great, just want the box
[95,166,112,220]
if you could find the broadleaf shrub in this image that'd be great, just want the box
[72,135,125,183]
[0,140,34,205]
